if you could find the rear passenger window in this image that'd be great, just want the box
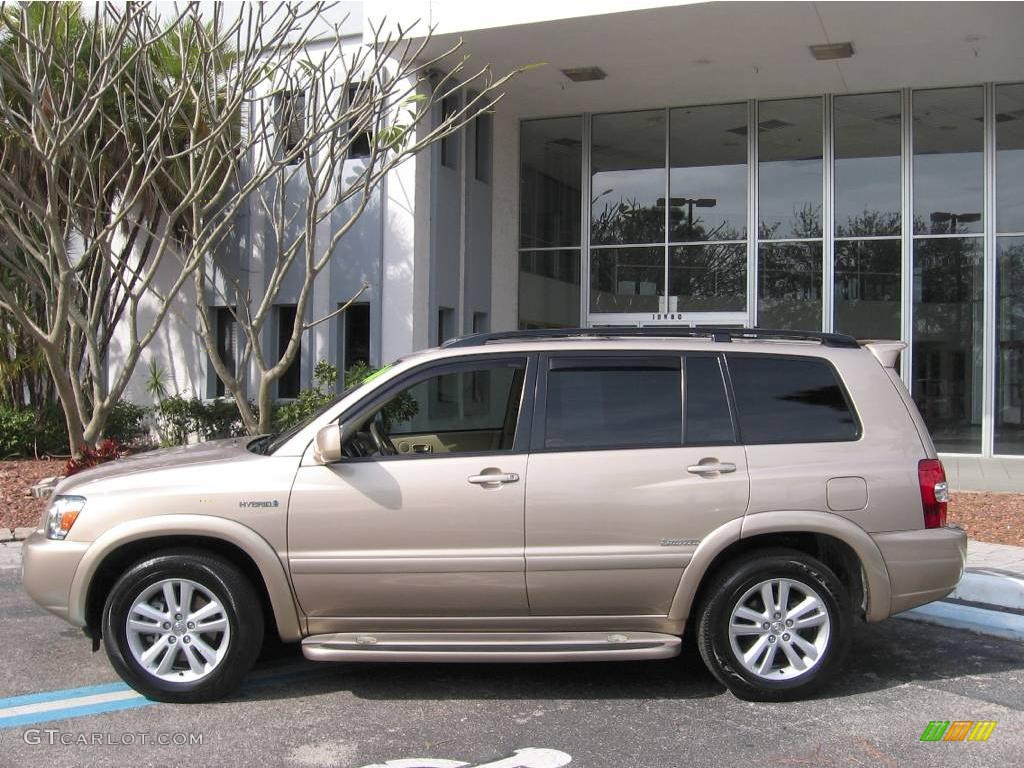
[727,356,859,443]
[684,355,735,444]
[544,357,681,450]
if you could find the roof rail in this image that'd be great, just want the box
[441,327,860,349]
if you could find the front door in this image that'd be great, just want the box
[287,355,534,619]
[525,352,749,615]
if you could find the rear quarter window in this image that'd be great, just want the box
[727,355,860,444]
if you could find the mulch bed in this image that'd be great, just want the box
[1,458,63,530]
[1,459,1022,547]
[947,492,1024,548]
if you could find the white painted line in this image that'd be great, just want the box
[899,601,1024,643]
[358,749,572,768]
[0,689,143,720]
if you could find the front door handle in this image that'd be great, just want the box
[468,472,520,485]
[687,461,737,475]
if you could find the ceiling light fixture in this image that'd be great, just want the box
[810,42,855,61]
[561,66,607,83]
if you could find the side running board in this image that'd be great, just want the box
[301,631,682,663]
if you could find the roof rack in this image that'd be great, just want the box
[441,327,860,349]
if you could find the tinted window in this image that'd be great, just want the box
[349,360,527,458]
[544,358,681,450]
[728,356,859,443]
[684,356,734,444]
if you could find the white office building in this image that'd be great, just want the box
[125,1,1024,464]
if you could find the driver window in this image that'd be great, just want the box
[344,359,527,458]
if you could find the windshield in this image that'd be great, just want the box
[254,362,399,455]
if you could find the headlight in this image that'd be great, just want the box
[46,495,86,540]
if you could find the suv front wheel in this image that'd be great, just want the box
[696,550,852,701]
[102,548,264,703]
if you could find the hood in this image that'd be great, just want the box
[54,437,257,495]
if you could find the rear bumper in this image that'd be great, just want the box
[21,531,89,625]
[872,526,967,616]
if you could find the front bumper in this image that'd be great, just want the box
[873,526,968,616]
[21,531,90,625]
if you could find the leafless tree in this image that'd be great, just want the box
[198,11,520,434]
[0,1,521,450]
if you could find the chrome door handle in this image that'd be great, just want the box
[687,462,737,475]
[468,472,520,485]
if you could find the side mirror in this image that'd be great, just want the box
[313,423,344,464]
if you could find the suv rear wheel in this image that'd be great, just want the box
[102,548,263,703]
[696,549,852,701]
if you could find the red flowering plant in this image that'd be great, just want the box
[64,439,126,477]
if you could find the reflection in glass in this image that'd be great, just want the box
[518,249,581,328]
[997,84,1024,234]
[669,244,746,312]
[912,237,983,452]
[833,240,901,340]
[757,242,823,330]
[834,92,901,236]
[591,111,666,245]
[590,247,664,313]
[669,103,748,241]
[520,117,582,248]
[913,87,984,235]
[996,237,1024,454]
[758,98,823,239]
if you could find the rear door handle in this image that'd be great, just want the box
[687,462,737,475]
[468,472,520,485]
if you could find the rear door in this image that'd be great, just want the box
[524,352,750,616]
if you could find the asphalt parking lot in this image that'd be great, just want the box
[1,544,1022,768]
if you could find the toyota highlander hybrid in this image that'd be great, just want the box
[22,327,966,703]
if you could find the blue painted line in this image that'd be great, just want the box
[0,696,149,729]
[0,682,131,710]
[0,664,323,729]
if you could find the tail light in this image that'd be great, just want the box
[918,459,949,529]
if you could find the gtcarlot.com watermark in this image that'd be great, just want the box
[22,729,203,747]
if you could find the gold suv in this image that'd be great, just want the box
[22,328,966,703]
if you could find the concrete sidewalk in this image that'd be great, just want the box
[941,455,1024,493]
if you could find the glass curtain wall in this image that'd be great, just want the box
[669,103,748,313]
[756,98,824,330]
[518,117,582,328]
[995,83,1024,455]
[590,110,666,313]
[911,87,985,453]
[517,82,1024,456]
[832,92,902,340]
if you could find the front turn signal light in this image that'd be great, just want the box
[46,495,86,540]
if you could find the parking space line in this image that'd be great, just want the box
[0,662,322,729]
[0,682,131,710]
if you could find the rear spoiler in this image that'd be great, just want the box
[860,340,907,369]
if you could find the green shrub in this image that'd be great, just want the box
[194,397,250,440]
[274,360,338,431]
[154,395,199,447]
[34,403,70,456]
[0,406,35,457]
[104,399,150,447]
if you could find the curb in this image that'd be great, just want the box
[2,527,35,542]
[898,600,1024,643]
[897,571,1024,643]
[954,571,1024,610]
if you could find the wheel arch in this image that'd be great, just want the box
[670,511,892,624]
[71,516,303,643]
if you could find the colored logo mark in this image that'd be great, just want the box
[920,720,997,742]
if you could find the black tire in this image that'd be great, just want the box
[696,548,852,702]
[102,548,264,703]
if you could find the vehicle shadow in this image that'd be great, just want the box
[232,618,1024,705]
